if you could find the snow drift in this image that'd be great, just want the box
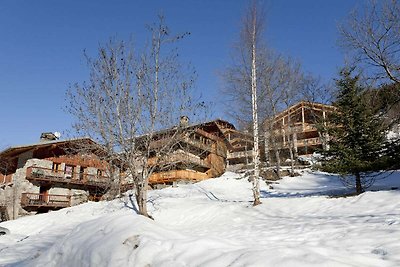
[0,170,399,266]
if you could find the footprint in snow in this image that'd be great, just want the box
[371,248,388,259]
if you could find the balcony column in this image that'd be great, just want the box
[264,131,270,165]
[293,132,298,157]
[322,109,330,150]
[61,163,66,178]
[39,185,51,203]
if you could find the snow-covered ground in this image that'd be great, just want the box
[0,170,400,267]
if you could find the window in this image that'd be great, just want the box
[64,165,74,179]
[52,162,62,173]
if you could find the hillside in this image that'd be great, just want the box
[0,170,399,267]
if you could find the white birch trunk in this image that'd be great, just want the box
[250,11,261,206]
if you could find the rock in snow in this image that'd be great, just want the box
[0,170,400,266]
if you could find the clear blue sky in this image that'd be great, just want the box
[0,0,361,148]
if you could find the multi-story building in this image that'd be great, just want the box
[0,134,111,220]
[0,103,338,220]
[264,101,336,161]
[145,118,234,185]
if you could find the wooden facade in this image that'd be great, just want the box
[219,128,253,166]
[264,101,336,159]
[146,119,234,185]
[0,103,337,218]
[221,101,336,168]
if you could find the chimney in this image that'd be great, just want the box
[179,116,189,127]
[40,132,60,142]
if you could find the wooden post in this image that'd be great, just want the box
[282,117,286,146]
[322,109,330,150]
[264,131,270,165]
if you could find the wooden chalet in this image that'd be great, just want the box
[144,118,234,185]
[219,126,270,171]
[220,128,254,167]
[264,101,336,159]
[0,135,110,218]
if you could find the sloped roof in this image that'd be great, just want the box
[265,101,336,124]
[0,137,99,161]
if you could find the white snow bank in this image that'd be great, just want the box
[270,170,400,196]
[0,170,399,266]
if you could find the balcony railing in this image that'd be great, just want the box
[21,193,71,208]
[271,124,318,134]
[149,135,213,153]
[148,151,210,169]
[182,136,213,153]
[299,137,322,146]
[26,166,110,190]
[227,150,253,159]
[274,137,322,149]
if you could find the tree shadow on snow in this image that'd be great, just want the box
[259,188,354,199]
[123,193,139,214]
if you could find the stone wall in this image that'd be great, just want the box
[0,158,42,220]
[0,158,91,220]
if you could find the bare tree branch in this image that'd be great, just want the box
[339,0,400,84]
[67,16,202,218]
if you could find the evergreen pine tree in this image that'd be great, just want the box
[323,69,387,194]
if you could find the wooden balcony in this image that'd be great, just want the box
[148,151,211,170]
[227,150,253,160]
[275,137,322,149]
[26,166,110,192]
[149,169,209,184]
[297,137,322,147]
[21,192,71,211]
[149,135,213,153]
[271,123,318,135]
[181,136,214,153]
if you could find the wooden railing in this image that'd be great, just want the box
[182,136,213,153]
[149,169,209,184]
[21,193,71,208]
[299,137,321,146]
[275,137,322,149]
[26,166,110,189]
[148,151,210,169]
[271,124,318,135]
[227,150,253,159]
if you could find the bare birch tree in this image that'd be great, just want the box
[247,2,262,206]
[67,15,199,218]
[260,54,287,179]
[222,1,306,184]
[261,56,306,177]
[339,0,400,84]
[224,1,265,205]
[280,58,304,176]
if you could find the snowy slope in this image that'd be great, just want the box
[0,170,399,267]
